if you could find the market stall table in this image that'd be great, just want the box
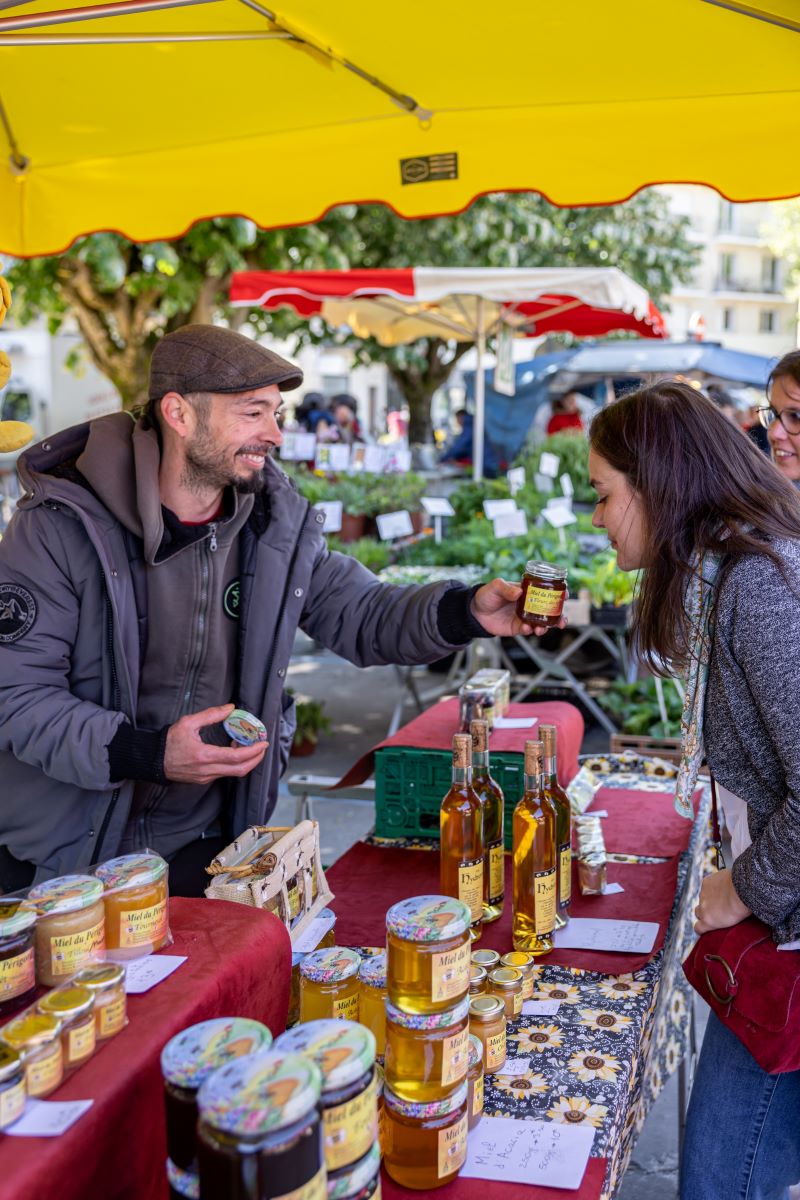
[0,898,292,1200]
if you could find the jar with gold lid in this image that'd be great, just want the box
[198,1049,325,1200]
[39,984,96,1070]
[0,898,36,1016]
[162,1017,273,1173]
[74,962,127,1040]
[300,946,361,1023]
[466,1034,484,1131]
[357,951,387,1057]
[516,560,567,627]
[500,951,535,1000]
[275,1019,377,1175]
[25,874,105,988]
[386,896,470,1014]
[468,995,506,1073]
[385,996,469,1103]
[470,948,500,973]
[2,1011,64,1097]
[383,1081,468,1191]
[95,852,169,958]
[488,966,524,1019]
[0,1043,26,1130]
[327,1140,381,1200]
[469,964,487,997]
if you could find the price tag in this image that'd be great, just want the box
[539,451,560,478]
[421,496,455,517]
[314,501,343,533]
[314,445,333,472]
[522,999,561,1016]
[534,472,553,493]
[124,954,187,993]
[483,498,518,519]
[493,510,528,539]
[6,1098,94,1138]
[376,510,414,540]
[462,1115,594,1189]
[364,445,386,473]
[385,448,412,473]
[507,466,526,496]
[328,444,351,472]
[280,432,316,461]
[492,1057,531,1077]
[349,445,367,472]
[543,506,577,529]
[560,473,574,497]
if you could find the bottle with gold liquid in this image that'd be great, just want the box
[440,733,484,942]
[512,739,556,955]
[469,719,504,924]
[540,724,572,929]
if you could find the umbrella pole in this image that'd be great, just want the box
[473,296,486,482]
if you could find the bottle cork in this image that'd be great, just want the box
[452,733,472,769]
[540,725,556,756]
[524,739,543,776]
[470,719,489,754]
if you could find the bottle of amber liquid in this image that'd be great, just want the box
[540,724,572,930]
[440,734,484,942]
[469,719,504,924]
[512,739,557,956]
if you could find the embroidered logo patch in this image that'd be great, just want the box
[223,579,240,620]
[0,583,36,643]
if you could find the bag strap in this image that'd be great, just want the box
[709,776,725,870]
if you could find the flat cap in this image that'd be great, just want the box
[149,324,303,401]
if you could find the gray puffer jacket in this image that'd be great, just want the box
[0,417,475,881]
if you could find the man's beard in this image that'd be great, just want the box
[182,430,273,495]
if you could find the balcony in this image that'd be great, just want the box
[714,276,783,295]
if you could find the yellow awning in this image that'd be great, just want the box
[1,0,799,257]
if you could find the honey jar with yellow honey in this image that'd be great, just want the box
[95,852,169,959]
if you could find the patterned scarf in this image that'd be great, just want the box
[674,553,724,818]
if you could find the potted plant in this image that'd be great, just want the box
[291,696,332,757]
[571,552,636,627]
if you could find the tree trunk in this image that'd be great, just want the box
[387,338,473,444]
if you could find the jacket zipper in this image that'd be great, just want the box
[91,595,122,864]
[259,504,308,710]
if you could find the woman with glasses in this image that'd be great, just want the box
[589,379,800,1200]
[757,349,800,486]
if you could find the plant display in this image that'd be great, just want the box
[515,433,596,504]
[279,466,426,518]
[327,537,392,575]
[571,552,637,608]
[289,694,332,750]
[597,677,683,738]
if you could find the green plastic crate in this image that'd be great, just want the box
[374,747,525,851]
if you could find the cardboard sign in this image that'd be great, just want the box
[553,917,659,954]
[462,1116,594,1190]
[539,451,560,478]
[314,501,343,533]
[376,510,414,540]
[421,496,455,517]
[493,510,528,539]
[542,506,577,529]
[534,472,553,493]
[483,498,518,520]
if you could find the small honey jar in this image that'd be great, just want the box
[385,996,470,1103]
[39,984,96,1070]
[0,899,36,1016]
[95,852,169,959]
[25,874,106,988]
[74,962,127,1040]
[500,951,536,1000]
[382,1081,469,1191]
[327,1141,381,1200]
[469,964,487,997]
[516,560,567,627]
[299,946,362,1022]
[466,1034,484,1131]
[2,1011,64,1098]
[0,1044,26,1130]
[471,948,500,972]
[468,995,507,1073]
[386,895,471,1015]
[488,966,524,1019]
[357,951,387,1057]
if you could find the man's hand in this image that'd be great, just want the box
[694,868,751,935]
[164,703,268,785]
[470,578,568,638]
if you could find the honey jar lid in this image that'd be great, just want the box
[357,950,386,989]
[166,1159,200,1200]
[500,951,535,972]
[471,948,500,969]
[386,994,470,1031]
[524,559,567,581]
[0,897,36,938]
[2,1011,61,1050]
[467,1033,483,1070]
[198,1049,321,1137]
[468,995,504,1022]
[161,1017,273,1089]
[74,962,126,991]
[386,895,470,942]
[0,1043,23,1084]
[488,967,523,991]
[95,852,167,892]
[274,1019,376,1091]
[470,964,487,984]
[39,984,94,1020]
[26,874,102,917]
[327,1141,381,1200]
[384,1079,468,1120]
[299,946,361,984]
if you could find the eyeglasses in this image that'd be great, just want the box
[757,404,800,435]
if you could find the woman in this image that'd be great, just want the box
[588,379,800,1200]
[759,349,800,486]
[546,391,584,437]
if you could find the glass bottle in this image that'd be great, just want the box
[512,739,557,956]
[470,719,505,924]
[540,723,572,929]
[440,734,484,942]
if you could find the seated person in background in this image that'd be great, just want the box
[546,392,584,436]
[330,394,362,445]
[440,409,499,475]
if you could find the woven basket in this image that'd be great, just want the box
[204,821,334,944]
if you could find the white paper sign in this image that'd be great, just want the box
[124,954,187,993]
[493,510,528,539]
[507,466,526,496]
[462,1115,594,1190]
[534,472,553,493]
[493,324,516,396]
[602,882,625,895]
[328,444,351,472]
[349,445,367,472]
[293,911,337,953]
[543,506,578,529]
[421,496,455,517]
[553,918,659,954]
[280,432,316,461]
[364,445,386,473]
[522,999,561,1016]
[545,495,573,515]
[376,510,413,541]
[385,448,412,473]
[589,809,609,818]
[493,716,537,730]
[6,1098,94,1137]
[492,1057,531,1077]
[314,501,343,534]
[560,473,575,497]
[483,498,518,519]
[539,451,560,478]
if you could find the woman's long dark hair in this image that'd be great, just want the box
[589,380,800,672]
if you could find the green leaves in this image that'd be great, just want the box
[597,677,683,737]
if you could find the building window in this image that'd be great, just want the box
[722,308,735,332]
[719,253,736,287]
[719,201,734,232]
[759,310,777,333]
[761,256,779,292]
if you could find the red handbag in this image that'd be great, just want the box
[682,782,800,1074]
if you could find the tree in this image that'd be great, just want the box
[769,199,800,290]
[8,190,699,436]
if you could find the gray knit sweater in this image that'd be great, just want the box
[704,537,800,945]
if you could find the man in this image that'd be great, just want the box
[0,326,556,894]
[330,393,362,445]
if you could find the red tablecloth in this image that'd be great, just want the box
[0,898,292,1200]
[335,699,584,789]
[381,1155,608,1200]
[585,785,703,859]
[327,842,680,975]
